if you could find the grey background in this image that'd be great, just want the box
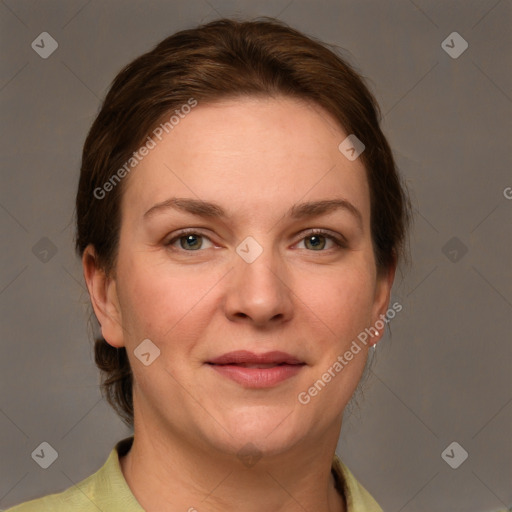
[1,0,511,510]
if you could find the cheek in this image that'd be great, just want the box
[337,273,375,334]
[116,253,222,342]
[296,261,376,342]
[298,265,375,408]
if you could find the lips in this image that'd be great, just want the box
[206,350,305,388]
[207,350,304,366]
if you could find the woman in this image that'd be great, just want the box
[8,16,410,512]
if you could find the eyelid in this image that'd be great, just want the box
[296,228,348,249]
[164,228,216,249]
[164,227,347,252]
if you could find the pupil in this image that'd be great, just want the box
[183,234,200,250]
[308,235,324,250]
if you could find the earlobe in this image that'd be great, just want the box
[82,245,125,348]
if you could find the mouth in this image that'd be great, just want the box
[214,362,294,369]
[207,350,304,366]
[206,351,306,388]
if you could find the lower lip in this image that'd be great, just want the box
[208,364,304,388]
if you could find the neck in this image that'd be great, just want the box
[120,419,346,512]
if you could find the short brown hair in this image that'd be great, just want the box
[75,16,411,428]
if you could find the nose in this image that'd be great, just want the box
[223,243,294,327]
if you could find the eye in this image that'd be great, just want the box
[296,229,347,251]
[164,228,347,253]
[165,229,214,251]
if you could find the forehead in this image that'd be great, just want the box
[121,96,370,227]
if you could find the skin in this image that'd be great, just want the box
[83,96,395,512]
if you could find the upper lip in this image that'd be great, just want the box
[207,350,304,365]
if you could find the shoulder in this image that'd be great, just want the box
[4,470,105,512]
[332,454,383,512]
[4,437,141,512]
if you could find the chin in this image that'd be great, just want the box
[209,407,308,456]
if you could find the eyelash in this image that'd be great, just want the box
[164,228,347,253]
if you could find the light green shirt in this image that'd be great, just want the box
[6,436,383,511]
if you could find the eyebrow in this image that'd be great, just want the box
[143,197,363,228]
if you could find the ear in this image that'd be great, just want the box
[370,258,397,345]
[82,244,125,348]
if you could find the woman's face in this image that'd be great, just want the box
[94,96,393,457]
